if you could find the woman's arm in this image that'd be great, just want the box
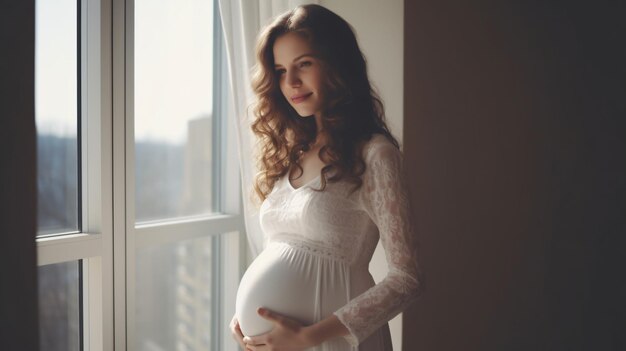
[304,313,350,345]
[332,139,423,346]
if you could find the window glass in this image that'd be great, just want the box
[35,0,80,236]
[134,0,215,223]
[136,236,215,351]
[38,261,82,351]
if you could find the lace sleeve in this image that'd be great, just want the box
[333,140,423,346]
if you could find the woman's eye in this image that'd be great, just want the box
[298,61,312,68]
[275,69,286,76]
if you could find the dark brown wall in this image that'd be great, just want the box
[0,1,39,350]
[402,1,625,350]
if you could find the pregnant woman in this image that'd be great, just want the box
[232,4,422,351]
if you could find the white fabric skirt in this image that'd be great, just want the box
[235,239,393,351]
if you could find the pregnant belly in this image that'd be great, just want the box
[235,242,319,337]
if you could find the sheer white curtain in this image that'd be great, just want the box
[218,0,318,258]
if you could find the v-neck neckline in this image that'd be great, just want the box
[287,174,321,191]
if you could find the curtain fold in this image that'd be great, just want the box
[217,0,318,258]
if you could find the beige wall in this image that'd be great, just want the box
[320,1,405,350]
[321,0,404,142]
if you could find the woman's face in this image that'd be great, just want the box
[273,32,325,118]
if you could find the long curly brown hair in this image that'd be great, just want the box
[251,4,399,202]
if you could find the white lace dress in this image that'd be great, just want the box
[235,134,422,350]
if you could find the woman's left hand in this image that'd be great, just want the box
[242,307,315,351]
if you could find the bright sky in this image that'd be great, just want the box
[36,0,214,145]
[35,0,77,137]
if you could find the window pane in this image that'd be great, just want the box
[38,261,81,351]
[134,0,215,223]
[35,0,80,236]
[136,236,215,351]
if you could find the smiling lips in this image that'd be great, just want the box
[291,92,313,104]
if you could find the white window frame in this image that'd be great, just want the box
[36,0,246,350]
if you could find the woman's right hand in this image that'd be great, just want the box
[230,315,248,350]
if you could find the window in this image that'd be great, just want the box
[35,0,244,350]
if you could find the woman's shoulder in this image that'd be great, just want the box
[361,133,402,162]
